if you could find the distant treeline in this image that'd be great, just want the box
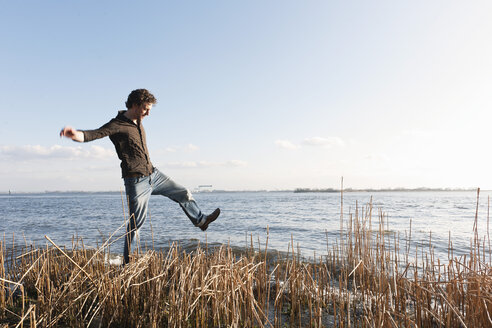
[294,188,338,193]
[294,187,477,193]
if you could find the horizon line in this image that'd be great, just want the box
[0,187,484,194]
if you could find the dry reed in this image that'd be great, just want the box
[1,192,491,327]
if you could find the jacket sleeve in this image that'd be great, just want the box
[80,119,118,142]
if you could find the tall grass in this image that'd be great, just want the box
[1,192,491,327]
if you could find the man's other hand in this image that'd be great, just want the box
[60,126,84,142]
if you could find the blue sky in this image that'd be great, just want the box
[1,1,491,191]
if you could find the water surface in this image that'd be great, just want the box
[1,191,490,261]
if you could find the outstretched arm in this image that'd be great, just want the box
[60,126,84,142]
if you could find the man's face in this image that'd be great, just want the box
[136,103,153,120]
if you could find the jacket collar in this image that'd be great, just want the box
[116,110,139,126]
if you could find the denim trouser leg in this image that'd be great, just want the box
[151,169,204,225]
[123,168,204,264]
[123,176,152,264]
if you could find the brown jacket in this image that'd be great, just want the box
[81,111,153,178]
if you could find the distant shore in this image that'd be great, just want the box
[0,187,481,195]
[293,187,478,193]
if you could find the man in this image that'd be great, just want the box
[60,89,220,264]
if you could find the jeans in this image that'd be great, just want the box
[123,168,204,264]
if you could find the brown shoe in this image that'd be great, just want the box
[199,208,220,231]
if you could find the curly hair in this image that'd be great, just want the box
[125,89,157,109]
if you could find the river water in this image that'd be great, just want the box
[1,190,491,262]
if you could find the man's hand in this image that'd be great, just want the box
[60,126,84,142]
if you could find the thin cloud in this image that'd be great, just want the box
[0,145,115,161]
[161,143,199,153]
[401,130,436,138]
[226,160,247,167]
[165,161,198,168]
[364,153,390,162]
[163,160,247,169]
[185,143,199,151]
[302,137,345,148]
[275,140,299,150]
